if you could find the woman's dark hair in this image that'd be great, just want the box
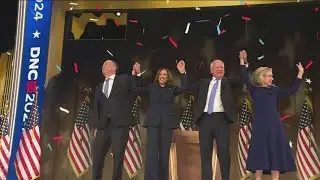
[154,68,173,85]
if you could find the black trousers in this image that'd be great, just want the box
[92,124,130,180]
[199,113,230,180]
[144,126,173,180]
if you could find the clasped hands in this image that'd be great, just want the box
[131,60,187,76]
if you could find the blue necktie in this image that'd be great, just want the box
[207,79,219,114]
[104,78,110,98]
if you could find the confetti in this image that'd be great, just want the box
[162,36,168,39]
[97,4,101,11]
[69,2,78,5]
[216,18,222,35]
[56,65,61,71]
[107,50,113,57]
[129,19,138,23]
[141,70,147,75]
[59,107,69,113]
[169,37,177,48]
[259,39,264,45]
[90,18,98,22]
[289,140,293,148]
[136,42,143,46]
[315,7,319,12]
[73,63,78,73]
[196,19,210,23]
[305,78,312,84]
[52,136,62,141]
[281,114,290,121]
[305,60,313,69]
[220,29,227,35]
[47,143,52,151]
[185,22,191,34]
[195,7,201,11]
[241,16,251,21]
[198,61,204,70]
[257,55,264,60]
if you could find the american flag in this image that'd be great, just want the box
[124,96,143,178]
[67,100,92,177]
[296,86,320,180]
[180,95,194,131]
[0,103,10,180]
[15,94,41,180]
[237,93,253,180]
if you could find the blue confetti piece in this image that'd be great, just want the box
[259,39,264,45]
[258,55,265,60]
[56,65,61,71]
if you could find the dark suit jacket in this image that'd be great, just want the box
[191,77,242,124]
[89,74,137,129]
[136,74,187,129]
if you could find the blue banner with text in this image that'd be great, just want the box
[8,0,52,179]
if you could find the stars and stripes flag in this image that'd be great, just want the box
[14,93,41,180]
[237,93,253,180]
[0,102,10,180]
[296,86,320,180]
[124,96,143,178]
[180,95,194,131]
[67,100,92,177]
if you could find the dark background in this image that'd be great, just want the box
[41,1,320,180]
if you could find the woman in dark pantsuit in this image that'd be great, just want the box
[133,61,187,180]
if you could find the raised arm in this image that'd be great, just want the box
[174,60,188,95]
[276,62,304,97]
[129,62,150,94]
[239,50,255,92]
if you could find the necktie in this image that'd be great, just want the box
[104,78,110,98]
[207,79,219,114]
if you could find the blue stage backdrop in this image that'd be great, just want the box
[8,0,52,179]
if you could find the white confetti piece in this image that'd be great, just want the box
[107,50,113,57]
[47,143,52,151]
[59,107,69,114]
[216,17,222,35]
[258,55,264,60]
[259,39,264,45]
[196,19,210,23]
[90,18,98,22]
[185,22,191,34]
[289,140,293,148]
[141,70,147,75]
[195,7,201,11]
[69,2,78,5]
[162,36,168,39]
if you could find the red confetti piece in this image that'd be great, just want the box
[315,7,319,12]
[115,20,120,26]
[305,60,313,69]
[169,37,177,48]
[281,114,290,121]
[97,4,101,11]
[52,136,62,141]
[136,42,143,46]
[129,19,138,23]
[220,29,227,35]
[241,16,251,21]
[73,63,78,73]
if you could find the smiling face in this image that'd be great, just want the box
[154,68,172,86]
[262,70,274,86]
[210,60,225,79]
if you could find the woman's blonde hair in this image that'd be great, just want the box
[251,67,272,86]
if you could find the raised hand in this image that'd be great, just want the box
[296,62,304,74]
[177,60,186,74]
[132,62,141,75]
[239,50,248,65]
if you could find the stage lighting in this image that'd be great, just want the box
[115,12,121,17]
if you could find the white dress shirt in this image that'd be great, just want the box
[204,78,225,113]
[102,74,115,98]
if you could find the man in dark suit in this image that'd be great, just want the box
[192,59,246,180]
[89,60,141,180]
